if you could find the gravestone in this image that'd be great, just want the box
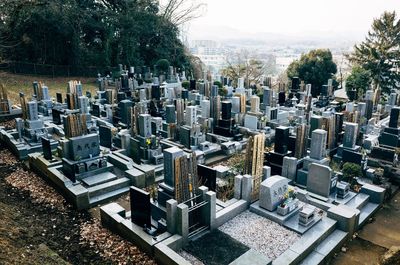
[185,106,197,126]
[130,186,151,228]
[244,115,258,130]
[250,95,260,113]
[163,147,184,188]
[221,101,232,120]
[389,107,400,128]
[343,122,358,149]
[278,92,285,105]
[27,101,39,120]
[201,100,210,118]
[282,157,298,181]
[41,137,52,160]
[99,125,112,148]
[151,85,161,100]
[180,125,191,148]
[263,87,272,107]
[197,164,217,191]
[56,93,63,103]
[79,96,89,114]
[231,97,240,113]
[310,129,327,160]
[166,105,176,123]
[138,114,151,137]
[275,126,289,154]
[259,175,289,211]
[307,163,332,198]
[190,80,196,90]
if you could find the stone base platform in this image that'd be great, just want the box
[29,153,131,209]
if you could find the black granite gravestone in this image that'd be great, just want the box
[278,92,286,105]
[41,137,52,160]
[151,85,161,100]
[56,93,63,103]
[389,107,400,128]
[99,125,112,148]
[221,101,232,120]
[197,164,217,191]
[342,149,362,164]
[180,126,191,149]
[190,80,196,90]
[181,89,189,100]
[274,126,289,154]
[291,77,300,91]
[130,186,151,228]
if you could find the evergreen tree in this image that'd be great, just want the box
[0,0,195,72]
[287,49,337,89]
[348,11,400,94]
[345,66,371,100]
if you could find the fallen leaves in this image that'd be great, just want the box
[5,167,67,211]
[0,119,16,130]
[80,220,156,265]
[0,149,19,165]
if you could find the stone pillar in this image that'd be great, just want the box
[262,166,271,181]
[241,175,253,204]
[198,186,209,200]
[166,199,178,234]
[177,203,189,243]
[234,175,243,199]
[205,191,216,230]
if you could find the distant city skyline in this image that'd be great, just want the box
[187,0,400,40]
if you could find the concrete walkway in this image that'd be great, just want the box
[331,191,400,265]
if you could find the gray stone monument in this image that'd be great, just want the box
[163,147,184,188]
[259,175,289,211]
[138,114,151,137]
[310,129,327,160]
[282,157,298,181]
[201,99,210,118]
[307,163,332,198]
[343,122,358,149]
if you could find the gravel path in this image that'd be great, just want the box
[218,210,300,260]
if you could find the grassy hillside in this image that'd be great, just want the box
[0,71,98,104]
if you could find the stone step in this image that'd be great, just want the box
[346,193,370,210]
[81,172,118,187]
[273,217,337,265]
[299,229,348,265]
[89,186,130,206]
[87,177,131,198]
[359,202,379,227]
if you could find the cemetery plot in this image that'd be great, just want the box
[219,210,300,260]
[183,230,249,265]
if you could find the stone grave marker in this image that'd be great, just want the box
[259,175,289,211]
[307,163,332,198]
[99,125,112,148]
[41,137,52,160]
[130,186,151,228]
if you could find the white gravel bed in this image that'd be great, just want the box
[178,250,204,265]
[218,210,300,260]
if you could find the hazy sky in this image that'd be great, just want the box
[188,0,400,38]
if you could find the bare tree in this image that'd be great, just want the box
[221,49,267,88]
[160,0,206,26]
